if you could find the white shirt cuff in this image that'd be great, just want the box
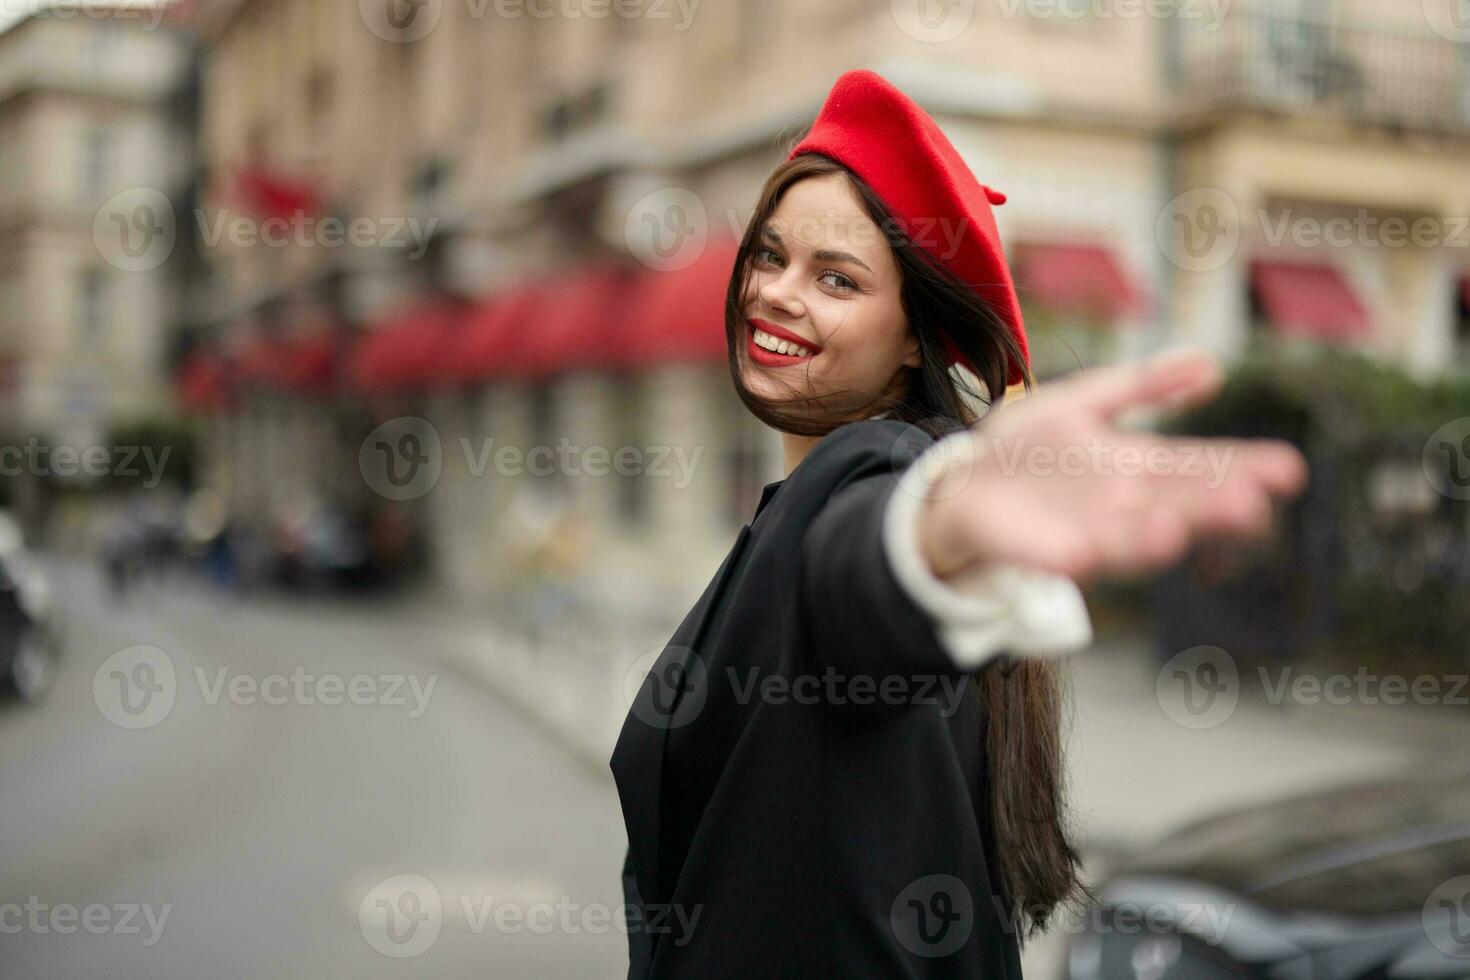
[882,429,1095,670]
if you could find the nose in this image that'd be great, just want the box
[756,264,805,321]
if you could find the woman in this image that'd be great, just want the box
[609,70,1306,978]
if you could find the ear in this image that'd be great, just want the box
[901,330,922,370]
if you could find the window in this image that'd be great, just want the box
[611,375,647,526]
[540,80,614,141]
[76,267,108,344]
[528,382,560,485]
[80,126,111,199]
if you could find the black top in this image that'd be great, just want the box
[609,419,1023,979]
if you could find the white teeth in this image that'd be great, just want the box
[753,328,813,357]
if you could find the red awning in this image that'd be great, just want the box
[176,351,233,413]
[231,164,320,219]
[235,332,337,393]
[348,301,464,393]
[619,237,740,367]
[1012,242,1146,322]
[515,264,634,378]
[450,283,550,383]
[1249,259,1371,342]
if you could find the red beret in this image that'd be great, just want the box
[787,69,1029,388]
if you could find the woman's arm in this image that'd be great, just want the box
[797,421,1013,701]
[882,429,1093,668]
[799,349,1308,701]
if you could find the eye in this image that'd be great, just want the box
[820,270,857,292]
[755,246,784,268]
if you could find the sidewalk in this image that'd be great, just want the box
[390,584,1452,848]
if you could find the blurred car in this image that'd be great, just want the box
[1062,768,1470,980]
[0,512,60,703]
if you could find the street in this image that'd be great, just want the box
[0,560,630,979]
[1,558,1453,979]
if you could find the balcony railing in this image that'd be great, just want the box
[1172,10,1470,134]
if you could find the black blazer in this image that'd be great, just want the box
[609,419,1024,978]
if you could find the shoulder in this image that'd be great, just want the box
[795,419,941,496]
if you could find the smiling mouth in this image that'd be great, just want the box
[746,319,820,367]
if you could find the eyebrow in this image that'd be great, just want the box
[760,225,873,274]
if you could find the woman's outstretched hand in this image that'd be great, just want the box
[916,348,1310,585]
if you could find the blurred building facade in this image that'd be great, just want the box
[178,0,1470,618]
[0,8,191,451]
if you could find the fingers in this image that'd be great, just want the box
[1048,347,1224,421]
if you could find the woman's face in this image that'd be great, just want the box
[737,173,918,408]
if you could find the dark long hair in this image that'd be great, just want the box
[722,151,1087,942]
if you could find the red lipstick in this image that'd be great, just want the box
[746,318,821,367]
